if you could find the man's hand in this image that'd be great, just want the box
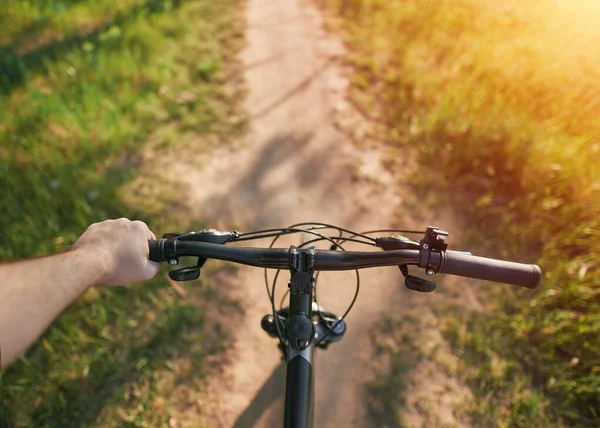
[73,218,160,286]
[0,218,161,368]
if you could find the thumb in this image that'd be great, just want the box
[143,260,161,280]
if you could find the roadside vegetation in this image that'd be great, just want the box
[1,0,243,425]
[320,0,600,425]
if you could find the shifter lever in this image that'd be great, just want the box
[168,257,207,281]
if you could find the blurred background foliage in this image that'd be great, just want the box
[320,0,600,425]
[1,0,242,425]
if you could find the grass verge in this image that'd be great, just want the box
[319,0,600,425]
[366,315,417,428]
[1,0,243,425]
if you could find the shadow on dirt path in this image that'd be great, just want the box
[233,363,286,428]
[162,0,476,426]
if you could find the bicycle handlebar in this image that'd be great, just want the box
[150,240,290,268]
[148,239,422,269]
[148,239,541,289]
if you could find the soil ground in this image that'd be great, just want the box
[174,0,474,426]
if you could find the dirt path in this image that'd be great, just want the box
[177,0,473,426]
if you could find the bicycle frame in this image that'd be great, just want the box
[281,248,317,428]
[284,343,315,427]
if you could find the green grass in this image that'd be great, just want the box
[8,284,206,427]
[320,0,600,425]
[443,303,560,427]
[1,0,243,259]
[366,315,417,428]
[1,0,243,425]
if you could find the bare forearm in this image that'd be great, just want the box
[0,218,159,369]
[0,248,102,368]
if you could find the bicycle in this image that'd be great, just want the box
[148,223,541,428]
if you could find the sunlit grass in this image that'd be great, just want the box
[322,0,600,424]
[1,0,243,425]
[0,0,145,48]
[1,0,242,259]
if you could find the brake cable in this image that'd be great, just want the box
[210,223,415,354]
[263,223,370,351]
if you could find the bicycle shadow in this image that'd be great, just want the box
[233,362,286,428]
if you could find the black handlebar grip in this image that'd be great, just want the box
[441,251,541,289]
[148,240,163,262]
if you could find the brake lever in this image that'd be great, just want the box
[400,265,436,292]
[168,257,207,281]
[165,229,233,281]
[375,231,443,293]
